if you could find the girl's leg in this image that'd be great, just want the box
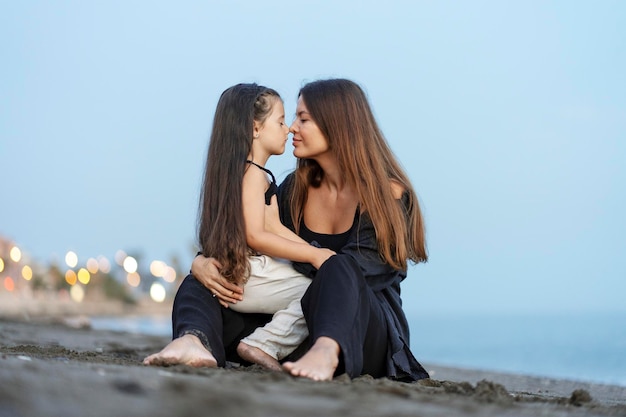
[233,256,311,367]
[229,256,310,314]
[240,297,308,360]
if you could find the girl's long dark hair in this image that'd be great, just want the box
[198,83,280,284]
[291,79,427,270]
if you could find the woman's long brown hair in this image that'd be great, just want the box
[198,83,280,284]
[290,79,427,270]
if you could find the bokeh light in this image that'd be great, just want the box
[123,256,138,274]
[21,265,33,281]
[70,284,84,302]
[77,268,90,285]
[65,270,77,286]
[65,251,78,268]
[4,277,15,292]
[149,282,166,303]
[127,272,140,287]
[163,266,176,283]
[10,246,22,263]
[97,256,111,274]
[86,258,99,274]
[149,260,166,277]
[0,258,4,273]
[114,250,127,266]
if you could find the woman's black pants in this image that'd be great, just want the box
[171,255,388,378]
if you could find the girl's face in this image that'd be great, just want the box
[289,96,330,160]
[256,99,289,156]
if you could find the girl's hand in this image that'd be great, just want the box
[191,254,244,308]
[311,248,336,270]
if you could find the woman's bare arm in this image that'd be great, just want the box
[191,255,243,308]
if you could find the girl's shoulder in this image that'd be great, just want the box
[244,162,271,183]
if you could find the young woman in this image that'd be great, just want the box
[144,83,334,370]
[146,79,429,382]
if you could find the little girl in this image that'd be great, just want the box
[196,83,334,370]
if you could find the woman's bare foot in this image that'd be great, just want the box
[143,334,218,368]
[282,336,339,381]
[236,342,282,371]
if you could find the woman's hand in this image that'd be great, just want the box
[191,254,244,308]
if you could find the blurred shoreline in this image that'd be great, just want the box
[0,291,171,323]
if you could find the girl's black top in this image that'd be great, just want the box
[245,160,278,205]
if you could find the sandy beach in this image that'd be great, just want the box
[1,299,626,417]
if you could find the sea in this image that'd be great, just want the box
[89,310,626,387]
[407,311,626,387]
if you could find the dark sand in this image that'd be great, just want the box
[1,317,625,417]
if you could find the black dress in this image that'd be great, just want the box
[171,172,429,381]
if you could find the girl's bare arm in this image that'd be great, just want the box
[243,169,334,269]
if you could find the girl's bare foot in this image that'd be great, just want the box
[282,336,339,381]
[143,334,218,368]
[236,342,282,371]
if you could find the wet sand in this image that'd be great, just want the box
[1,316,625,417]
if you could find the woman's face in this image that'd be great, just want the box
[290,96,329,159]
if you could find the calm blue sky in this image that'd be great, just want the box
[2,1,624,315]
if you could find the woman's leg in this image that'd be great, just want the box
[144,274,223,367]
[144,274,273,367]
[172,275,225,358]
[283,255,388,380]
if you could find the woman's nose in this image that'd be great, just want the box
[289,121,297,133]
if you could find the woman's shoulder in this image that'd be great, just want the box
[389,179,405,200]
[278,170,297,192]
[276,170,297,203]
[276,170,297,226]
[388,179,412,213]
